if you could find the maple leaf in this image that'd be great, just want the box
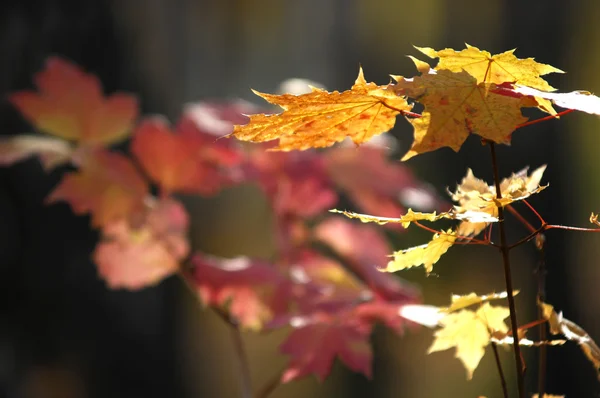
[94,198,189,290]
[131,117,243,196]
[324,146,443,227]
[451,165,547,237]
[0,135,73,171]
[314,217,419,301]
[280,320,372,383]
[47,149,148,227]
[429,302,510,379]
[441,291,517,313]
[247,150,337,218]
[416,44,563,91]
[232,68,412,150]
[539,300,600,380]
[393,69,538,160]
[383,229,456,274]
[9,57,138,145]
[192,254,291,330]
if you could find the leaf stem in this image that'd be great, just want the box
[491,342,509,398]
[506,204,538,234]
[489,142,526,398]
[536,236,547,398]
[515,108,575,129]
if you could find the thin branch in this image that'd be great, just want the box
[515,108,575,129]
[506,204,538,233]
[491,342,509,398]
[545,224,600,232]
[536,235,547,397]
[230,328,253,398]
[255,367,285,398]
[489,142,526,398]
[522,200,547,224]
[507,224,547,250]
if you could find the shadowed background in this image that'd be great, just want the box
[0,0,597,397]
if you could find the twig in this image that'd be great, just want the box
[536,234,547,397]
[255,367,285,398]
[489,142,526,398]
[230,328,253,398]
[491,342,509,398]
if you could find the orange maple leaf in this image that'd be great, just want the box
[232,68,412,150]
[393,69,538,160]
[9,57,138,146]
[47,149,148,227]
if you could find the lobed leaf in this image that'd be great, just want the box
[383,229,456,274]
[232,68,412,150]
[9,57,138,145]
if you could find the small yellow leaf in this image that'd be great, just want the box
[441,291,518,313]
[232,68,412,151]
[383,229,456,274]
[451,166,548,237]
[428,302,510,379]
[330,208,448,228]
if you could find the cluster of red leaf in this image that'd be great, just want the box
[1,57,442,383]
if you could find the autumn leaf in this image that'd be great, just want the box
[9,57,138,145]
[330,208,497,228]
[0,135,73,171]
[193,255,291,330]
[280,320,372,383]
[416,44,563,91]
[314,217,419,301]
[94,198,189,290]
[131,117,242,196]
[441,291,517,313]
[502,85,600,115]
[429,302,510,379]
[393,69,538,160]
[232,68,412,150]
[451,166,547,237]
[539,300,600,380]
[383,229,456,274]
[47,149,148,227]
[324,146,443,228]
[532,394,565,398]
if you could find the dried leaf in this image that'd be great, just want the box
[383,229,456,274]
[539,300,600,380]
[451,166,547,237]
[441,291,517,313]
[9,57,138,145]
[232,68,411,150]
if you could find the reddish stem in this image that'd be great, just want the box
[516,109,575,129]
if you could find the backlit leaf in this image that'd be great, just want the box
[47,149,148,227]
[416,44,563,91]
[383,230,456,274]
[0,135,72,171]
[232,68,412,150]
[428,302,510,379]
[9,57,138,145]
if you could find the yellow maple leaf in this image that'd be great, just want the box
[383,229,456,274]
[416,44,564,91]
[428,302,510,379]
[330,208,497,229]
[441,291,517,313]
[451,165,547,237]
[393,69,538,160]
[539,300,600,380]
[231,68,412,151]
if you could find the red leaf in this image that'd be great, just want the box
[314,217,419,302]
[248,150,337,218]
[325,146,442,229]
[131,117,243,196]
[192,254,291,330]
[9,57,138,145]
[47,149,148,227]
[94,198,189,290]
[280,320,372,383]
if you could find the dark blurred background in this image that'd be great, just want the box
[0,0,599,397]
